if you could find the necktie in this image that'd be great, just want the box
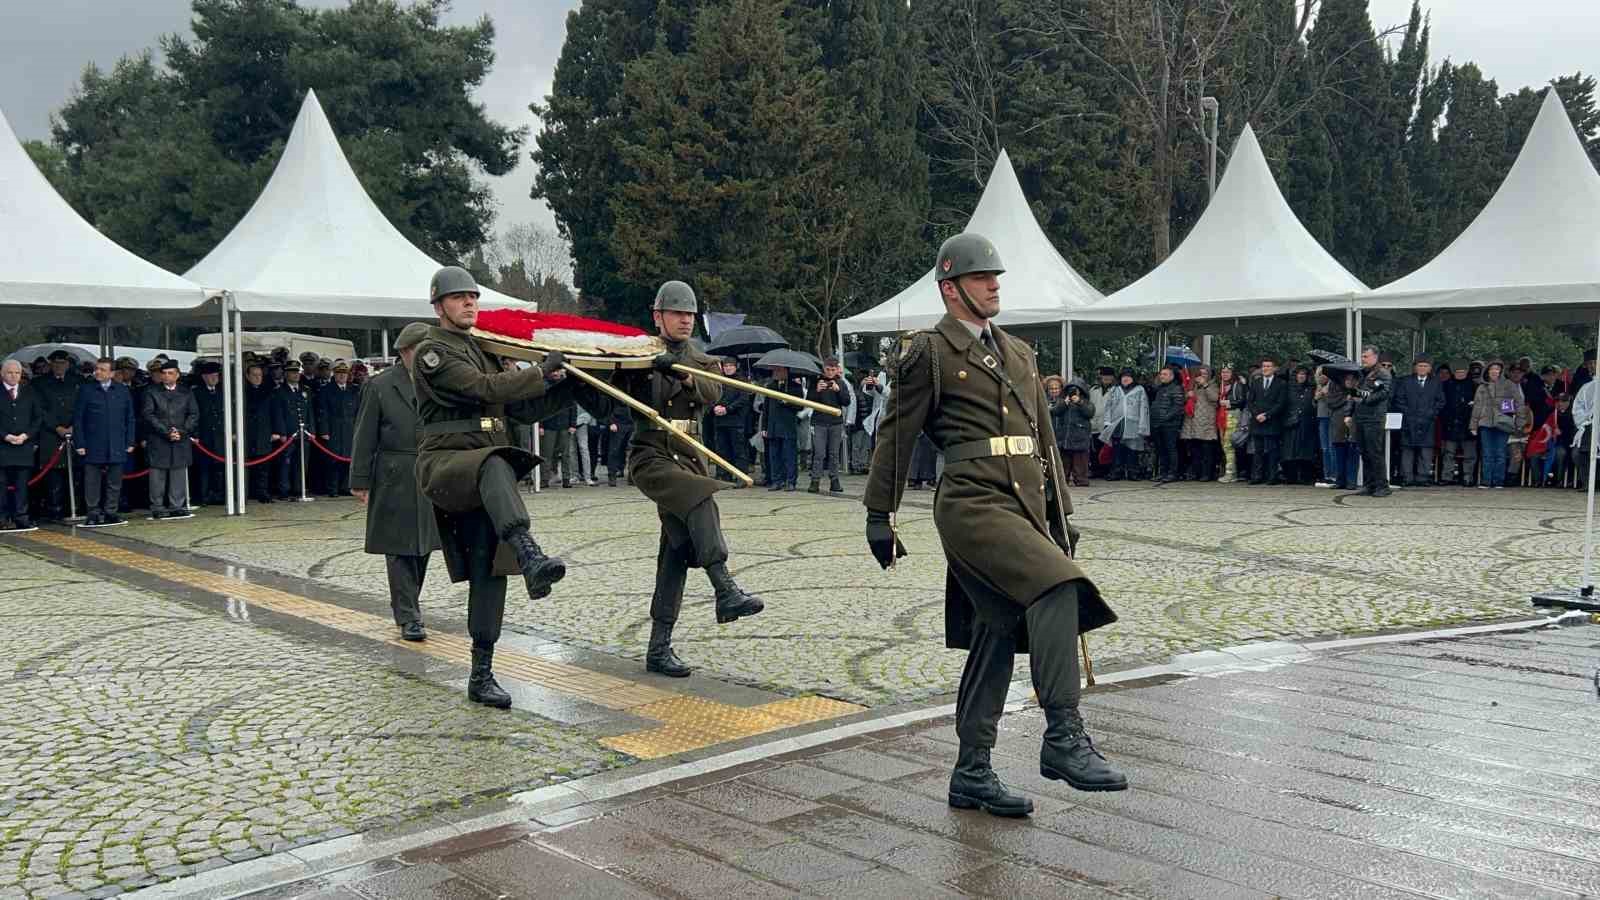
[1264,377,1271,391]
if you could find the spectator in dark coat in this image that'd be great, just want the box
[538,405,575,488]
[1148,366,1186,483]
[709,358,752,484]
[604,403,634,487]
[72,359,136,526]
[1246,357,1290,484]
[1392,355,1446,485]
[1280,366,1319,484]
[315,361,361,496]
[243,363,277,503]
[1056,379,1094,486]
[0,359,44,530]
[141,359,199,518]
[192,362,227,504]
[31,349,81,519]
[1440,361,1479,485]
[759,365,806,491]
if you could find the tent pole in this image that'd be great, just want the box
[233,307,247,517]
[380,324,389,360]
[1062,320,1071,380]
[1354,309,1365,486]
[1583,311,1600,592]
[221,296,236,516]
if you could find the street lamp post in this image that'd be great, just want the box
[1200,96,1219,367]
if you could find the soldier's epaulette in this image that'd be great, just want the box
[895,330,939,406]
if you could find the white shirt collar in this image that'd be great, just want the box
[957,319,994,345]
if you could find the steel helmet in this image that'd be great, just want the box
[652,280,699,313]
[935,232,1005,281]
[430,266,480,303]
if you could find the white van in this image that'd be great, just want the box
[194,332,356,361]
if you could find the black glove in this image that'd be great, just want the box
[1066,522,1081,558]
[539,349,567,377]
[653,352,688,380]
[866,508,907,570]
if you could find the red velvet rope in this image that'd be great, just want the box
[191,435,299,467]
[23,441,66,487]
[306,433,352,463]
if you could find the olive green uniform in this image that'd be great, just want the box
[866,315,1116,748]
[411,325,595,647]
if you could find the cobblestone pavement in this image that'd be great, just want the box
[0,547,627,900]
[110,477,1571,705]
[250,624,1600,899]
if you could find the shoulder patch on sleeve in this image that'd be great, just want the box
[895,332,932,378]
[419,348,442,371]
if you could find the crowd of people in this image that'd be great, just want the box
[0,346,377,528]
[1043,348,1598,495]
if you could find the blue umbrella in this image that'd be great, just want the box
[1145,345,1201,367]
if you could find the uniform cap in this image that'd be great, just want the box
[159,359,181,372]
[283,361,302,373]
[333,361,351,374]
[395,322,430,351]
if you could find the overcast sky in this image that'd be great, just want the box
[0,0,1594,241]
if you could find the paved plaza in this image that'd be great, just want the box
[1,476,1591,898]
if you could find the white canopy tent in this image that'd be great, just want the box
[0,106,213,329]
[1360,89,1600,602]
[1068,125,1373,348]
[838,149,1103,372]
[185,90,527,517]
[1361,89,1600,326]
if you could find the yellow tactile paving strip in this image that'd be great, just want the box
[14,530,865,759]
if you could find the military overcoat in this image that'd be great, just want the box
[864,314,1115,652]
[141,384,199,469]
[350,362,440,557]
[411,325,599,582]
[622,340,728,517]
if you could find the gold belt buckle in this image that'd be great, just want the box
[1007,435,1035,456]
[480,417,502,433]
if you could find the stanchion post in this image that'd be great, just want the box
[64,438,84,524]
[185,466,198,512]
[297,425,313,503]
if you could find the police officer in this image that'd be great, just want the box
[864,233,1126,818]
[619,281,764,679]
[412,265,600,708]
[317,360,361,497]
[1347,345,1394,497]
[352,323,440,642]
[270,360,316,499]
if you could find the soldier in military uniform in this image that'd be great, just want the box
[616,281,764,679]
[352,323,440,642]
[270,361,316,499]
[412,266,600,708]
[864,233,1126,818]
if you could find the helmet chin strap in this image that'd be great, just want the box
[952,279,987,324]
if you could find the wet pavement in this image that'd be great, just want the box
[237,623,1600,899]
[3,477,1591,898]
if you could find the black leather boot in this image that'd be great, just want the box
[645,621,692,677]
[829,477,844,493]
[505,527,566,600]
[807,479,821,493]
[948,745,1033,817]
[1040,707,1127,791]
[707,563,764,624]
[467,646,512,709]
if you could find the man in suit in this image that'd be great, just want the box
[352,324,441,642]
[32,349,81,520]
[73,358,137,526]
[243,362,278,504]
[142,359,200,519]
[709,357,752,484]
[270,361,316,499]
[192,361,228,504]
[1246,356,1290,485]
[316,360,361,497]
[1393,354,1446,486]
[0,359,44,530]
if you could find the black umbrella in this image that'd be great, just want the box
[1308,349,1352,365]
[707,325,787,358]
[843,350,878,372]
[753,348,821,377]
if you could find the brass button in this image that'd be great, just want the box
[1002,404,1009,414]
[1013,481,1021,490]
[958,370,968,380]
[672,453,679,461]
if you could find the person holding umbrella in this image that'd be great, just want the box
[756,350,815,492]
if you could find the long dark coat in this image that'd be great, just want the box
[0,383,44,469]
[32,374,78,463]
[316,382,362,455]
[1441,379,1476,442]
[270,384,316,439]
[621,339,728,518]
[141,385,199,469]
[1281,381,1319,462]
[71,381,136,466]
[193,383,227,455]
[1392,373,1445,447]
[243,382,276,457]
[1246,375,1290,436]
[412,325,600,582]
[350,362,439,557]
[865,314,1115,653]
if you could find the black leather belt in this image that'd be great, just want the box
[423,417,505,437]
[944,435,1038,464]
